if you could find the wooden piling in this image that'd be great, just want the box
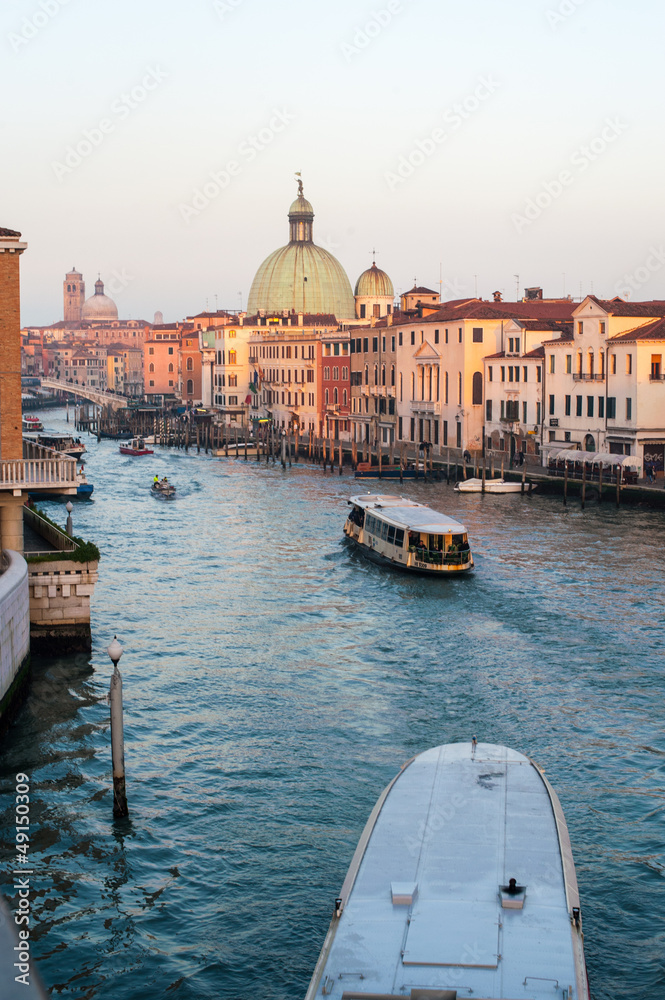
[110,666,129,819]
[581,461,586,510]
[564,463,568,505]
[598,462,603,502]
[338,440,343,475]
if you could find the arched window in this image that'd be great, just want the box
[391,364,395,387]
[457,372,462,405]
[343,389,347,406]
[229,350,237,364]
[149,363,154,373]
[325,388,329,404]
[472,371,483,405]
[374,364,378,385]
[587,350,594,376]
[187,379,193,394]
[333,387,338,404]
[186,357,193,371]
[381,365,386,386]
[577,351,583,375]
[168,363,174,372]
[364,364,369,385]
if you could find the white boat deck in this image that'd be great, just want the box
[307,743,587,1000]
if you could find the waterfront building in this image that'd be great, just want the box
[199,330,216,408]
[144,324,185,404]
[349,315,401,448]
[247,314,324,435]
[542,295,665,470]
[213,323,254,429]
[179,331,203,405]
[320,328,351,440]
[107,344,143,396]
[247,181,356,323]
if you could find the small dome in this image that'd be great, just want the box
[355,262,394,298]
[288,195,314,217]
[81,278,118,321]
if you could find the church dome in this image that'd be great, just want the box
[247,182,355,320]
[355,262,394,298]
[81,278,118,321]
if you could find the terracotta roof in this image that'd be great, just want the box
[610,317,665,341]
[0,227,21,237]
[584,295,665,317]
[405,285,439,295]
[484,346,545,360]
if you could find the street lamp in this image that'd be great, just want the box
[65,500,73,537]
[106,635,128,818]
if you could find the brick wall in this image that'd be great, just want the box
[0,237,26,460]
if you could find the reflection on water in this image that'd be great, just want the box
[1,409,664,1000]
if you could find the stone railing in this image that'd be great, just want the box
[23,507,77,557]
[0,550,30,715]
[0,441,77,492]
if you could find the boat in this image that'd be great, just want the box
[344,493,473,574]
[151,480,176,498]
[22,415,44,432]
[119,437,153,456]
[305,740,590,1000]
[354,462,418,480]
[454,477,536,494]
[36,433,86,458]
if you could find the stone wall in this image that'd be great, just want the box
[28,559,99,653]
[0,549,30,723]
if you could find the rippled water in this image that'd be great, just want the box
[1,408,664,1000]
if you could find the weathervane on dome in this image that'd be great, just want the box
[295,171,303,197]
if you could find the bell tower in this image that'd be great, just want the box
[64,268,85,323]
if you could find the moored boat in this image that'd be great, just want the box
[305,741,590,1000]
[119,437,153,456]
[454,477,536,494]
[354,462,418,480]
[344,494,473,574]
[36,433,86,459]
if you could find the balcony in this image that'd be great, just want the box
[0,441,78,494]
[572,373,605,381]
[649,372,665,381]
[410,400,441,414]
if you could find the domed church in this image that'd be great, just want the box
[354,260,395,320]
[247,179,356,322]
[81,277,118,322]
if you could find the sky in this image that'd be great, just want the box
[3,0,665,325]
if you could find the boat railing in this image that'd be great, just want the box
[410,546,471,565]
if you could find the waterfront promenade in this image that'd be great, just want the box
[0,408,663,1000]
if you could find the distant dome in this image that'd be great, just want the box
[81,278,118,321]
[247,182,355,320]
[355,262,394,298]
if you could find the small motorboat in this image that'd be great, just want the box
[36,433,86,459]
[23,414,44,432]
[454,477,536,493]
[120,437,154,456]
[151,479,176,498]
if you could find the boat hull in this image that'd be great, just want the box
[151,485,176,498]
[119,447,153,456]
[305,742,590,1000]
[344,526,473,574]
[455,477,535,493]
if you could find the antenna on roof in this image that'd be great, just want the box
[514,274,519,301]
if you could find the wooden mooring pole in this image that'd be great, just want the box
[107,637,128,819]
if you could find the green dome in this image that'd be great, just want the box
[354,262,394,298]
[247,182,355,320]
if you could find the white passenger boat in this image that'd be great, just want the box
[344,494,473,574]
[305,741,590,1000]
[454,477,536,494]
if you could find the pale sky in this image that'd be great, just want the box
[3,0,665,325]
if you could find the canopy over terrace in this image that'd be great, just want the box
[549,449,642,471]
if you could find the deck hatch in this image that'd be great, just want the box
[403,902,499,968]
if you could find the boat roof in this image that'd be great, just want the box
[349,494,468,533]
[309,741,587,1000]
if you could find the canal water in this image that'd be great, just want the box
[1,408,664,1000]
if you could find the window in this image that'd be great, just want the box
[456,422,461,447]
[410,417,415,441]
[324,367,329,380]
[333,387,338,404]
[488,366,493,382]
[566,355,572,373]
[398,417,403,440]
[149,363,154,373]
[472,327,483,343]
[444,371,448,404]
[229,395,237,405]
[578,321,583,335]
[149,347,154,355]
[186,357,193,371]
[508,366,514,382]
[333,367,339,380]
[607,397,616,418]
[587,396,594,417]
[598,396,604,418]
[458,328,462,343]
[457,372,462,405]
[443,420,448,445]
[472,372,482,405]
[363,338,369,353]
[445,328,449,344]
[486,399,493,421]
[610,354,616,374]
[342,366,348,380]
[508,338,514,353]
[501,366,505,382]
[522,401,528,424]
[576,395,583,416]
[360,304,366,318]
[343,389,347,405]
[410,331,415,345]
[372,337,378,353]
[149,379,154,387]
[537,366,541,383]
[523,367,528,382]
[651,354,662,377]
[565,395,571,416]
[549,355,555,374]
[626,354,632,374]
[168,363,174,372]
[434,330,439,344]
[187,379,193,394]
[169,379,174,387]
[536,401,541,424]
[168,347,174,355]
[626,397,632,420]
[390,364,395,386]
[229,350,237,365]
[549,394,555,415]
[398,332,403,346]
